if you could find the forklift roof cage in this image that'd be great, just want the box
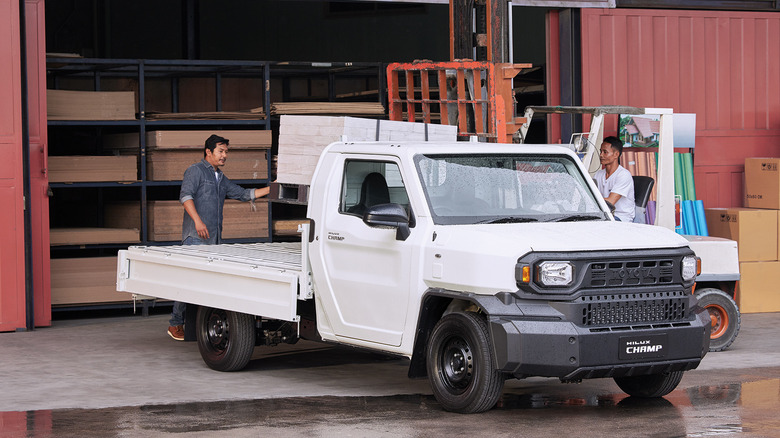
[386,61,530,143]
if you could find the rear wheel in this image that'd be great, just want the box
[196,307,255,371]
[426,312,504,413]
[614,371,684,398]
[695,288,741,352]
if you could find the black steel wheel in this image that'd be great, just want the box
[614,371,685,398]
[196,307,255,372]
[695,288,741,352]
[426,312,504,413]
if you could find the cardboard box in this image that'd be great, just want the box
[48,156,138,182]
[704,208,778,262]
[49,228,140,246]
[745,158,780,209]
[51,257,133,306]
[737,261,780,313]
[105,200,268,241]
[47,89,136,120]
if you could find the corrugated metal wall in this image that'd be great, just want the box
[0,0,49,332]
[580,8,780,208]
[0,0,27,331]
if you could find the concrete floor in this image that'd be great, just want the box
[0,311,778,414]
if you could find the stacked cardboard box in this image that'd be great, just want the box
[105,199,268,242]
[704,207,780,313]
[48,156,138,182]
[104,130,271,181]
[47,89,136,120]
[705,157,780,314]
[277,115,458,185]
[51,256,133,306]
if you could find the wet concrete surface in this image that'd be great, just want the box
[1,313,780,437]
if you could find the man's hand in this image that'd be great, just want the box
[195,219,209,239]
[254,186,271,198]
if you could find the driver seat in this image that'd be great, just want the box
[348,172,391,216]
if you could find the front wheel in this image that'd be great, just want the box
[614,371,684,398]
[196,307,255,371]
[426,312,504,413]
[695,288,741,352]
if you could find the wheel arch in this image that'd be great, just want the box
[408,288,515,378]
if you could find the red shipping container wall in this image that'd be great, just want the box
[580,8,780,209]
[0,0,27,331]
[0,0,49,332]
[25,0,51,328]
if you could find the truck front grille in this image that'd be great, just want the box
[579,291,689,326]
[586,259,675,288]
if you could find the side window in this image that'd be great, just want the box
[340,160,410,216]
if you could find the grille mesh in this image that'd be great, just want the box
[579,291,688,326]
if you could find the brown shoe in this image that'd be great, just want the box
[167,325,184,341]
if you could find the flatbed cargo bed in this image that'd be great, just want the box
[117,242,308,321]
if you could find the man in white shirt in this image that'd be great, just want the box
[594,136,635,222]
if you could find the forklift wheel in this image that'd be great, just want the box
[695,288,741,352]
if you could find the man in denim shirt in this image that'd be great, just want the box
[168,134,270,341]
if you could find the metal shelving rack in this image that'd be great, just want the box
[46,58,273,248]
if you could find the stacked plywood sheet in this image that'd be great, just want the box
[48,156,138,182]
[105,199,268,242]
[104,130,271,181]
[49,228,140,246]
[51,256,133,306]
[277,115,458,185]
[271,102,385,116]
[47,89,136,120]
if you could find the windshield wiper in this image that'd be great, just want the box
[480,217,539,224]
[550,214,606,222]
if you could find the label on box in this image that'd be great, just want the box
[719,214,738,223]
[760,161,778,172]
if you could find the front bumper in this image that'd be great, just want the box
[489,304,711,380]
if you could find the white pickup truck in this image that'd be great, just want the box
[117,141,710,413]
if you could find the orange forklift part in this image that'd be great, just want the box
[386,61,531,143]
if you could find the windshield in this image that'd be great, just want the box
[415,153,606,225]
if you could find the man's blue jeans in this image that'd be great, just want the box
[169,236,213,326]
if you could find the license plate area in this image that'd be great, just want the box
[619,333,668,360]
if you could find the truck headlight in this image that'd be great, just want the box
[681,255,699,281]
[537,262,574,287]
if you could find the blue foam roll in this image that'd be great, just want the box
[694,200,708,237]
[683,200,697,236]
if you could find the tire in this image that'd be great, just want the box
[196,307,255,372]
[614,371,685,398]
[695,288,741,352]
[426,312,505,413]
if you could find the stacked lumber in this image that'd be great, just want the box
[48,156,138,182]
[47,89,136,120]
[145,109,265,120]
[104,130,271,181]
[51,256,133,306]
[104,199,268,241]
[271,102,385,116]
[277,115,457,185]
[49,228,140,246]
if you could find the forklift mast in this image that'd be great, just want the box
[387,0,530,142]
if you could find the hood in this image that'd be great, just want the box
[424,221,689,294]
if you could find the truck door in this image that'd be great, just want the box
[314,157,414,347]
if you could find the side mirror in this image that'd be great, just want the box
[363,203,411,241]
